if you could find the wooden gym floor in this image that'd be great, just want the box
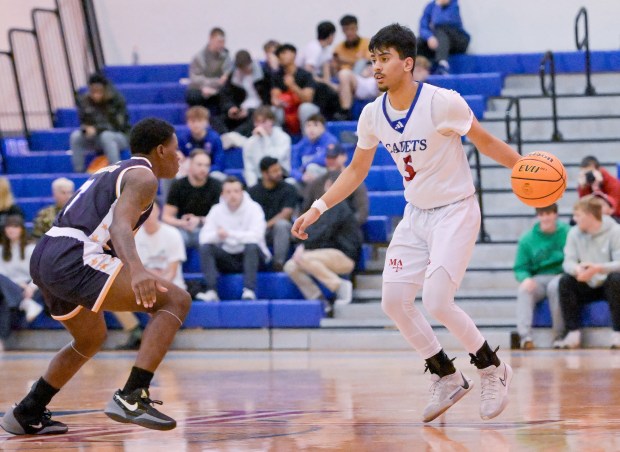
[1,349,620,451]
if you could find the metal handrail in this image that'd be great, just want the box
[9,28,55,129]
[81,0,105,71]
[504,97,522,155]
[0,50,29,137]
[33,8,77,97]
[539,51,563,142]
[575,7,596,96]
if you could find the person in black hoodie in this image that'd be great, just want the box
[284,177,361,315]
[69,73,130,172]
[218,50,271,137]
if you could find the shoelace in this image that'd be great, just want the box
[140,394,163,406]
[480,370,499,401]
[428,378,442,403]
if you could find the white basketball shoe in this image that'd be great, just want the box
[478,361,513,420]
[423,370,474,422]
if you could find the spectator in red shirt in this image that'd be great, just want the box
[577,156,620,219]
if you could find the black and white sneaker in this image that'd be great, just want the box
[104,388,176,430]
[0,405,68,435]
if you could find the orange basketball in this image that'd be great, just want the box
[511,151,567,208]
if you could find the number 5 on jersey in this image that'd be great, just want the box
[403,155,417,181]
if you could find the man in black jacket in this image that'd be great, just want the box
[69,74,130,172]
[284,178,362,314]
[218,50,271,137]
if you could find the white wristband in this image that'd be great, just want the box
[311,199,328,215]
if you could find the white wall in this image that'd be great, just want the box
[0,0,55,51]
[2,1,618,63]
[92,0,620,66]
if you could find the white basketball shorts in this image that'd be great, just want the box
[382,195,480,287]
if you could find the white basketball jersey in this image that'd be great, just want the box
[357,83,475,209]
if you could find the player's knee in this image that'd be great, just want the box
[422,297,449,320]
[76,326,107,355]
[174,289,192,321]
[381,296,400,318]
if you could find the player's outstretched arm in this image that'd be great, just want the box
[109,169,167,308]
[466,117,521,169]
[292,145,376,240]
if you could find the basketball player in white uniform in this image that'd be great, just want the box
[293,24,521,422]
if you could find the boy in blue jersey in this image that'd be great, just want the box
[1,118,191,435]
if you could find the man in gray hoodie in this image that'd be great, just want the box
[554,195,620,349]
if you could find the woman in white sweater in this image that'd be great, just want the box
[0,215,43,349]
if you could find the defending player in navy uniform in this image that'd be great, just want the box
[1,118,191,435]
[293,24,521,422]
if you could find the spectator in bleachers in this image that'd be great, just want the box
[261,40,281,79]
[513,204,569,350]
[414,55,432,82]
[417,0,470,75]
[31,178,75,240]
[553,196,620,349]
[115,202,188,350]
[297,21,336,84]
[271,43,320,135]
[185,27,233,114]
[302,143,368,226]
[332,15,378,120]
[70,73,130,173]
[177,106,224,175]
[290,113,339,183]
[592,191,617,219]
[0,177,25,237]
[0,216,43,333]
[196,176,270,302]
[163,150,222,249]
[577,155,620,220]
[219,50,272,138]
[242,106,292,188]
[284,177,362,316]
[297,21,341,120]
[248,157,298,271]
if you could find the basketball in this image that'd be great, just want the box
[511,151,567,208]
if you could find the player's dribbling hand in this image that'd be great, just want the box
[291,208,320,240]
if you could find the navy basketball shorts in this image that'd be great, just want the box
[30,235,123,321]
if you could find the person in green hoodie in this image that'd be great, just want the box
[554,195,620,349]
[514,203,569,349]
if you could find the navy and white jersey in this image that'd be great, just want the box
[52,156,154,255]
[356,83,475,209]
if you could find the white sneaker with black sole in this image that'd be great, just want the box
[423,370,473,422]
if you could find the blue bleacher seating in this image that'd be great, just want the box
[533,299,612,328]
[116,83,186,105]
[7,174,89,197]
[365,166,402,191]
[223,147,244,170]
[368,191,406,217]
[269,300,324,327]
[184,272,304,300]
[5,151,73,174]
[450,50,620,76]
[362,216,391,243]
[219,300,270,328]
[184,302,221,328]
[29,129,73,151]
[55,104,188,128]
[104,64,189,84]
